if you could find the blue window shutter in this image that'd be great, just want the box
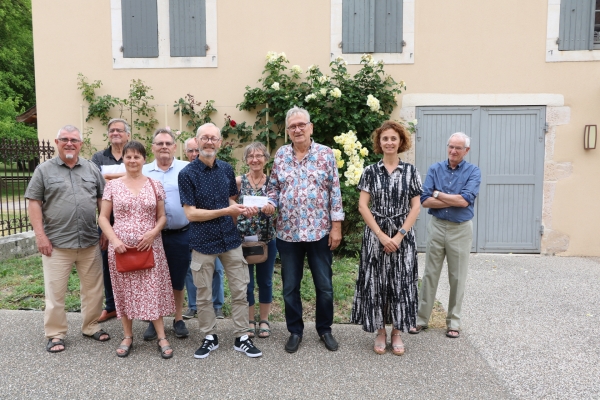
[558,0,595,50]
[169,0,206,57]
[342,0,375,53]
[121,0,159,58]
[374,0,403,53]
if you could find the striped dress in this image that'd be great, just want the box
[351,160,423,332]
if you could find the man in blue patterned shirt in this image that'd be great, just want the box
[179,123,262,359]
[409,132,481,339]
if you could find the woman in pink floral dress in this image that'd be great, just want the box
[98,141,175,359]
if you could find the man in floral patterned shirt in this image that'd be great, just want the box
[263,106,344,353]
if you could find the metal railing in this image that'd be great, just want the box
[0,138,55,236]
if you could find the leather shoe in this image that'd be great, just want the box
[320,332,338,351]
[98,310,116,323]
[284,334,302,353]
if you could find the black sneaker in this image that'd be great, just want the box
[214,308,224,319]
[143,322,157,341]
[234,334,262,358]
[194,334,219,359]
[173,319,189,338]
[182,308,197,320]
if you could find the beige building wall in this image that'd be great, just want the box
[32,0,600,256]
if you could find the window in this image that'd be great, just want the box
[331,0,414,65]
[342,0,403,54]
[558,0,599,50]
[546,0,600,62]
[111,0,217,69]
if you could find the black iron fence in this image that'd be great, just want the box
[0,138,55,236]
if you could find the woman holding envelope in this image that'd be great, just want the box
[236,142,277,338]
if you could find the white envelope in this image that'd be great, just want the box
[243,196,269,208]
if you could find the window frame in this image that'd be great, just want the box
[111,0,217,69]
[330,0,415,65]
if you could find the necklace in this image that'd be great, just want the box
[248,173,265,193]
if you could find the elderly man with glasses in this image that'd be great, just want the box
[182,137,226,321]
[91,118,131,322]
[26,125,109,353]
[262,106,344,353]
[409,132,481,339]
[179,123,263,359]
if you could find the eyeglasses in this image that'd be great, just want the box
[198,136,221,143]
[57,138,82,144]
[108,128,126,133]
[246,154,265,160]
[286,123,310,132]
[186,149,200,153]
[153,141,174,147]
[447,145,466,151]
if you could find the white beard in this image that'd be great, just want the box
[65,154,74,159]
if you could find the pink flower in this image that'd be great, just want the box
[230,120,237,127]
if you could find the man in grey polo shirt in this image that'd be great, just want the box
[26,125,110,353]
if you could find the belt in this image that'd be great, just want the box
[161,225,190,234]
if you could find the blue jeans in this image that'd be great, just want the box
[185,256,224,310]
[247,239,277,306]
[277,236,333,336]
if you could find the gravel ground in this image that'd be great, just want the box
[2,254,598,399]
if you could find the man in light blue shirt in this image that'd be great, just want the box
[141,128,191,340]
[410,132,481,339]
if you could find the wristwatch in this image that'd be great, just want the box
[399,228,407,235]
[433,190,440,198]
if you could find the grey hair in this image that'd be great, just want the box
[152,127,176,142]
[196,123,221,138]
[285,106,311,127]
[184,137,197,149]
[107,118,131,135]
[243,142,271,164]
[57,125,83,141]
[447,132,471,148]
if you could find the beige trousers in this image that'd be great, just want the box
[42,246,104,339]
[190,246,249,338]
[417,216,473,331]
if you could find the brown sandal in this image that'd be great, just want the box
[408,325,428,334]
[373,332,386,355]
[391,333,405,356]
[446,329,460,338]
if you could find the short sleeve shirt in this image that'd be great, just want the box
[178,158,241,254]
[24,156,104,249]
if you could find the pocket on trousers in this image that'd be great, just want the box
[241,258,250,285]
[190,261,208,288]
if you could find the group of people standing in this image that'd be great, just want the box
[26,105,480,359]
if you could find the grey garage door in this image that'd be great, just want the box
[414,106,545,253]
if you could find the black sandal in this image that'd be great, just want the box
[84,329,111,342]
[257,320,271,338]
[157,337,173,359]
[46,338,65,353]
[116,336,133,358]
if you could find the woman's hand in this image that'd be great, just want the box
[111,238,127,254]
[242,206,259,218]
[378,233,399,254]
[136,231,156,251]
[262,203,275,216]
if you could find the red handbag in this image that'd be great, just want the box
[114,178,158,273]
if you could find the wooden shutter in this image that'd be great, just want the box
[342,0,375,53]
[558,0,595,50]
[121,0,159,58]
[476,107,545,253]
[374,0,403,53]
[170,0,206,57]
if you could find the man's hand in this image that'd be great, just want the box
[227,204,246,219]
[100,232,109,251]
[329,222,342,250]
[36,233,53,256]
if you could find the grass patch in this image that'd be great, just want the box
[0,255,82,311]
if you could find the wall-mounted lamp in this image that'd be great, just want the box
[584,125,597,150]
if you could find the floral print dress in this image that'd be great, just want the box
[103,178,175,320]
[237,175,275,242]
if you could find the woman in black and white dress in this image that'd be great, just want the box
[351,120,422,355]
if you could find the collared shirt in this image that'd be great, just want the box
[178,158,241,254]
[267,140,344,242]
[421,159,481,223]
[143,158,189,230]
[91,146,123,169]
[25,156,104,248]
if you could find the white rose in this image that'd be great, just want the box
[271,82,280,90]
